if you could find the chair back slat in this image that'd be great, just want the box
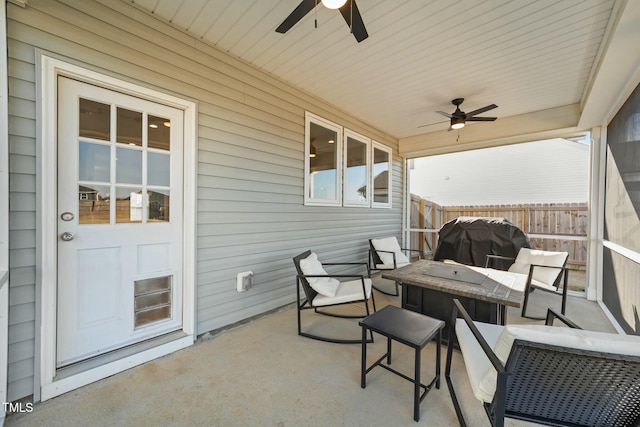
[368,239,384,266]
[551,254,568,288]
[501,340,640,427]
[292,250,319,303]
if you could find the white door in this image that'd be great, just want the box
[56,77,184,367]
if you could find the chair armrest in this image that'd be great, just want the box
[401,248,423,253]
[370,250,402,268]
[323,262,371,277]
[298,273,369,281]
[527,263,569,287]
[484,254,515,268]
[371,248,420,254]
[370,249,394,255]
[323,262,369,267]
[545,308,581,329]
[451,299,506,373]
[401,248,425,259]
[529,263,568,271]
[297,273,370,298]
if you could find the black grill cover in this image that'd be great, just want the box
[433,217,530,269]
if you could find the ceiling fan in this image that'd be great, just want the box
[275,0,368,43]
[421,98,498,130]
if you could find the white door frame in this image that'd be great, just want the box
[38,55,197,401]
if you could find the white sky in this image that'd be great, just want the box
[409,138,590,206]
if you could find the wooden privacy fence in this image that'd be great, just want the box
[410,195,588,270]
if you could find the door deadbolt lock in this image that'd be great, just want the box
[60,212,74,221]
[60,232,74,241]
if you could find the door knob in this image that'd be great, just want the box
[60,232,74,241]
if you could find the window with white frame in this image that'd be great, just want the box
[305,112,342,206]
[371,142,392,208]
[343,129,370,207]
[304,112,392,208]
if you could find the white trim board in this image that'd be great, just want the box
[38,55,197,401]
[603,240,640,265]
[598,300,627,335]
[1,0,11,420]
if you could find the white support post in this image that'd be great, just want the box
[587,127,605,302]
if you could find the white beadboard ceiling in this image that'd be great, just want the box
[125,0,618,139]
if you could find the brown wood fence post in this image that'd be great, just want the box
[410,201,587,269]
[419,198,425,254]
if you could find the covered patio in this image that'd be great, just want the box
[1,0,640,425]
[4,277,615,427]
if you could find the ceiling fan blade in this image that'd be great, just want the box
[339,0,369,42]
[275,0,317,34]
[435,111,453,118]
[466,104,498,117]
[417,119,448,128]
[466,116,497,122]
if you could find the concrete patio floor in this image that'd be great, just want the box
[5,277,615,427]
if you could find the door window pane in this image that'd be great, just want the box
[79,142,110,182]
[78,185,110,224]
[117,107,142,147]
[116,187,143,223]
[148,190,170,222]
[79,98,110,141]
[344,135,368,205]
[148,152,170,187]
[116,148,142,185]
[149,115,171,151]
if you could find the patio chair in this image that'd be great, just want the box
[368,237,423,296]
[445,298,640,427]
[486,248,569,319]
[293,250,376,344]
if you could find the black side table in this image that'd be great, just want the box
[360,305,445,422]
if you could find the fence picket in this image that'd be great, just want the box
[410,197,587,270]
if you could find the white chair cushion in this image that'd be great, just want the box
[311,278,372,307]
[478,324,640,402]
[299,252,340,297]
[455,320,503,403]
[371,237,410,266]
[375,262,410,270]
[508,248,568,287]
[468,265,529,292]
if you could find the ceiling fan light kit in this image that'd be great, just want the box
[321,0,347,9]
[450,117,465,129]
